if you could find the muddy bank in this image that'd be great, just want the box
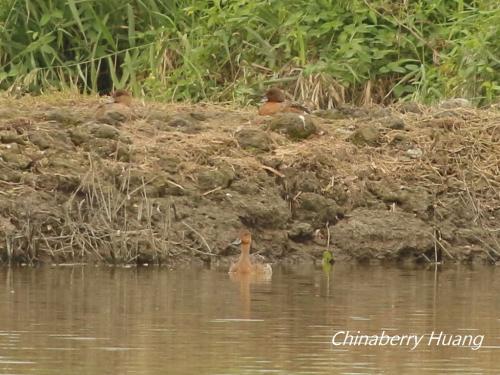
[0,94,499,265]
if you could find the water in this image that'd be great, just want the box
[0,264,499,374]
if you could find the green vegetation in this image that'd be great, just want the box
[0,0,499,105]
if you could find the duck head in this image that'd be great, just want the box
[112,89,132,106]
[231,229,252,246]
[264,87,286,103]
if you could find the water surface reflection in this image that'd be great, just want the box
[0,264,499,374]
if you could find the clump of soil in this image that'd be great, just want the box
[269,113,317,140]
[0,93,498,266]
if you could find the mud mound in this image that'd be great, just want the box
[0,93,498,265]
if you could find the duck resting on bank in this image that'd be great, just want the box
[229,229,272,276]
[258,87,310,116]
[95,89,133,124]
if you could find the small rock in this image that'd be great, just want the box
[299,192,336,212]
[399,102,422,114]
[491,126,500,142]
[147,111,172,123]
[68,127,91,145]
[0,151,32,169]
[116,144,132,162]
[338,105,370,118]
[389,132,411,147]
[1,143,21,153]
[105,111,128,125]
[189,112,208,121]
[168,116,191,128]
[96,104,131,126]
[288,222,314,241]
[312,109,346,120]
[92,124,120,140]
[157,156,181,173]
[349,124,380,146]
[369,107,392,119]
[433,110,461,119]
[197,168,235,190]
[236,129,272,152]
[367,181,431,216]
[88,139,129,161]
[270,113,317,140]
[163,116,201,133]
[51,130,72,145]
[298,192,343,224]
[295,171,321,193]
[29,132,53,150]
[47,156,84,173]
[1,131,26,145]
[46,109,81,125]
[230,180,261,194]
[406,148,423,159]
[237,195,290,229]
[0,168,22,183]
[439,98,473,109]
[384,117,406,130]
[258,156,282,170]
[163,181,186,196]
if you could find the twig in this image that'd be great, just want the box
[420,253,432,263]
[166,179,185,190]
[182,221,212,254]
[261,165,285,178]
[202,186,223,196]
[326,221,331,251]
[432,235,455,260]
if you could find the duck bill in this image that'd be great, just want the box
[231,238,242,246]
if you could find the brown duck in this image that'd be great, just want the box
[95,89,133,124]
[258,87,310,116]
[229,229,272,276]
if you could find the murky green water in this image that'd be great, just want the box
[0,264,499,374]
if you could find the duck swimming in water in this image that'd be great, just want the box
[258,87,310,116]
[229,229,272,276]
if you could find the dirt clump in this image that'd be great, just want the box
[349,124,380,146]
[235,128,273,152]
[330,208,434,261]
[269,113,317,140]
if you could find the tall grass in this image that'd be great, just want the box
[0,0,498,106]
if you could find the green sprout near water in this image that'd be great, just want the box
[322,250,334,273]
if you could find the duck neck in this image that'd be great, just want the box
[239,241,252,266]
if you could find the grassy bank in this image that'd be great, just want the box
[0,94,499,265]
[1,1,499,105]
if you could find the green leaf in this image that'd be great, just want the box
[127,4,136,48]
[40,14,51,26]
[67,0,87,43]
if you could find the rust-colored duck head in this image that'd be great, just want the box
[264,87,286,103]
[232,229,252,246]
[112,89,132,106]
[239,229,252,245]
[259,87,310,116]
